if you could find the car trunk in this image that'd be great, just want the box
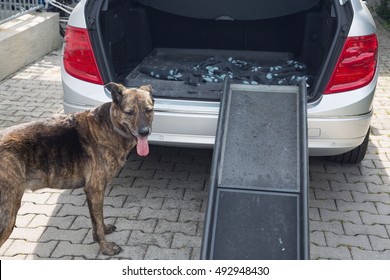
[87,0,352,102]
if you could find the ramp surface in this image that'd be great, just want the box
[201,81,309,260]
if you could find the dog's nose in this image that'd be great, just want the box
[138,127,150,137]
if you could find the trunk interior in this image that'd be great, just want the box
[97,0,340,101]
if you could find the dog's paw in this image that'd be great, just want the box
[104,224,116,235]
[100,242,123,256]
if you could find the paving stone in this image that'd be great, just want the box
[154,170,189,180]
[171,233,202,249]
[138,208,179,222]
[21,192,52,204]
[345,174,383,185]
[46,193,86,206]
[174,163,208,173]
[325,165,360,175]
[330,181,368,193]
[309,180,331,191]
[57,204,140,219]
[0,239,15,255]
[119,169,155,179]
[15,214,35,227]
[146,187,185,199]
[369,235,390,251]
[69,216,93,230]
[109,186,149,198]
[3,240,58,258]
[360,166,388,176]
[154,220,198,236]
[18,202,62,216]
[51,241,100,259]
[336,200,378,214]
[309,207,321,221]
[167,180,205,190]
[145,245,191,260]
[28,215,75,229]
[188,172,210,181]
[309,199,337,211]
[366,182,390,193]
[381,175,390,185]
[360,212,390,225]
[350,248,390,260]
[310,244,352,260]
[160,154,193,164]
[376,202,390,215]
[8,227,47,242]
[352,191,390,204]
[124,197,164,210]
[103,196,127,207]
[310,231,326,246]
[141,161,174,171]
[115,218,157,233]
[128,231,173,248]
[320,209,362,224]
[56,204,90,217]
[314,189,353,202]
[105,206,141,219]
[191,248,201,260]
[183,189,208,201]
[40,227,89,243]
[109,177,135,187]
[310,172,347,183]
[343,222,389,239]
[162,198,202,211]
[325,232,371,250]
[310,220,344,235]
[0,255,27,260]
[179,210,205,222]
[133,178,170,188]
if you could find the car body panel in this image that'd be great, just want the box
[348,0,376,37]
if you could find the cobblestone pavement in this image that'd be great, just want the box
[0,16,390,260]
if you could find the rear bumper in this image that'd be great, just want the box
[62,69,375,157]
[145,109,372,157]
[64,99,372,157]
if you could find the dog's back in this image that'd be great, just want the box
[0,114,89,190]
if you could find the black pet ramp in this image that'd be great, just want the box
[201,80,309,260]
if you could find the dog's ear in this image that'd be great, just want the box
[104,82,124,105]
[140,84,154,105]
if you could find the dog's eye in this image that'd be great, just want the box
[145,108,154,113]
[125,110,135,115]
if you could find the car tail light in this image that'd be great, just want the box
[63,26,103,85]
[324,34,378,94]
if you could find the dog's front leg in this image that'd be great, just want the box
[84,183,122,256]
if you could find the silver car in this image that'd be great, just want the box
[62,0,378,163]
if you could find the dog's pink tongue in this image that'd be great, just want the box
[136,137,149,156]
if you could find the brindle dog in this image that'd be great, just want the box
[0,83,154,255]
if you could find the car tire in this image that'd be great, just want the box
[329,128,370,164]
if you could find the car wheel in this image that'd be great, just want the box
[329,128,370,164]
